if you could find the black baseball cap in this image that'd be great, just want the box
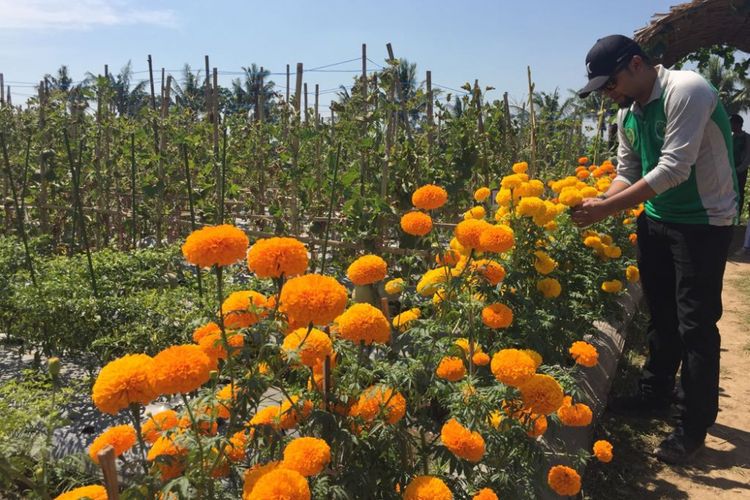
[578,35,646,98]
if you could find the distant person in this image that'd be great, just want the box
[572,35,738,465]
[731,114,750,218]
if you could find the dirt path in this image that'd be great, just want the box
[644,256,750,499]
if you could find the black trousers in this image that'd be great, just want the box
[637,214,733,441]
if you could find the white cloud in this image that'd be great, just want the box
[0,0,177,30]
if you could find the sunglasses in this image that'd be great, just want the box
[598,57,634,93]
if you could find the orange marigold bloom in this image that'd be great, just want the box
[455,219,491,249]
[347,254,387,285]
[282,327,333,366]
[478,224,515,253]
[192,321,221,343]
[249,396,313,431]
[435,249,461,267]
[282,436,331,477]
[88,424,136,464]
[537,278,562,298]
[151,345,212,396]
[474,187,491,202]
[54,485,108,500]
[629,233,638,245]
[547,465,581,496]
[335,303,391,345]
[523,349,543,370]
[214,384,240,419]
[242,461,282,498]
[569,341,599,367]
[472,259,506,285]
[440,418,485,463]
[491,349,536,387]
[245,468,310,500]
[557,396,593,426]
[578,156,589,165]
[412,184,448,210]
[512,161,529,174]
[246,237,308,278]
[403,475,452,500]
[147,435,186,480]
[436,356,466,382]
[280,274,348,327]
[224,430,250,462]
[626,265,640,282]
[92,354,157,415]
[520,374,565,415]
[349,386,406,425]
[593,439,614,463]
[199,331,244,363]
[473,352,490,366]
[182,224,248,268]
[482,303,513,329]
[401,211,433,236]
[473,488,498,500]
[222,290,268,329]
[142,409,179,444]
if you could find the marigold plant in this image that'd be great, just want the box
[181,224,249,268]
[347,254,387,285]
[246,236,309,278]
[411,184,448,210]
[92,354,157,415]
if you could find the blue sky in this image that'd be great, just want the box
[0,0,708,108]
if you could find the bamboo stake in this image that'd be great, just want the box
[38,80,49,233]
[314,84,319,127]
[304,83,308,124]
[0,73,3,105]
[286,64,290,103]
[147,55,159,151]
[97,445,120,500]
[155,75,171,245]
[182,143,203,298]
[212,67,221,225]
[527,66,537,177]
[130,134,137,249]
[320,144,342,273]
[426,70,434,154]
[291,63,303,234]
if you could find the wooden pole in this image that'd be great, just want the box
[38,81,49,233]
[0,74,3,105]
[204,55,211,115]
[213,67,221,225]
[286,64,290,103]
[147,55,159,152]
[362,43,367,109]
[155,75,172,244]
[97,445,120,500]
[314,84,319,127]
[304,82,308,124]
[130,133,137,249]
[527,66,537,176]
[291,63,303,234]
[258,67,265,123]
[182,143,203,298]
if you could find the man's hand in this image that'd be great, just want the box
[570,198,613,227]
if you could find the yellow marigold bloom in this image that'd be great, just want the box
[181,224,248,268]
[593,439,614,463]
[482,303,513,329]
[151,345,212,395]
[436,356,466,382]
[282,437,331,477]
[547,465,581,496]
[473,488,498,500]
[335,303,390,345]
[417,267,457,296]
[580,186,598,198]
[491,349,536,386]
[449,237,470,256]
[520,374,565,415]
[222,290,268,329]
[92,354,157,415]
[147,435,186,480]
[557,396,593,426]
[558,187,583,207]
[403,475,452,500]
[142,409,179,444]
[242,461,282,499]
[349,386,406,425]
[385,277,406,295]
[516,196,546,217]
[626,265,640,282]
[512,161,529,173]
[454,338,482,355]
[533,250,557,275]
[603,245,622,258]
[280,274,348,326]
[583,235,603,250]
[601,279,623,293]
[347,254,387,285]
[192,321,221,343]
[544,220,558,231]
[478,224,515,253]
[412,184,448,210]
[455,219,490,249]
[54,485,108,500]
[246,237,308,278]
[400,211,433,236]
[282,327,333,366]
[440,418,485,463]
[569,341,599,367]
[474,187,491,202]
[537,278,562,298]
[88,425,136,464]
[495,188,512,207]
[246,468,310,500]
[392,308,420,331]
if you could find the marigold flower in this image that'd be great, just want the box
[547,465,581,496]
[468,205,486,219]
[491,349,536,386]
[198,330,244,362]
[533,250,557,275]
[581,186,598,198]
[223,430,249,462]
[584,235,603,250]
[512,161,529,174]
[472,259,506,285]
[88,425,136,464]
[558,187,583,207]
[392,308,420,331]
[474,187,491,202]
[557,396,593,426]
[629,233,638,245]
[141,409,179,444]
[495,188,512,207]
[247,237,308,278]
[245,467,310,500]
[593,439,614,463]
[92,354,157,415]
[280,274,348,326]
[626,265,640,282]
[482,303,513,329]
[282,437,331,477]
[473,488,498,500]
[349,386,406,425]
[182,224,248,268]
[242,461,282,498]
[478,224,515,253]
[222,290,268,329]
[417,267,458,296]
[249,396,312,430]
[516,197,546,217]
[569,341,599,367]
[335,303,390,345]
[151,345,212,395]
[436,356,466,381]
[455,219,491,249]
[578,156,589,165]
[523,349,543,370]
[214,384,240,419]
[347,254,387,285]
[440,418,485,462]
[501,173,524,189]
[473,352,490,366]
[192,321,221,343]
[282,327,333,366]
[401,211,433,236]
[601,279,623,293]
[537,278,562,298]
[385,277,406,295]
[54,485,108,500]
[147,435,186,480]
[520,374,565,415]
[454,337,482,355]
[412,184,448,210]
[603,245,622,258]
[403,475,452,500]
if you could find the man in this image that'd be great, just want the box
[572,35,738,464]
[731,114,750,218]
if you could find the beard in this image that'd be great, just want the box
[617,96,635,109]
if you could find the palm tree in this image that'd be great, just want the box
[172,64,206,113]
[699,55,750,114]
[44,65,74,92]
[227,64,275,116]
